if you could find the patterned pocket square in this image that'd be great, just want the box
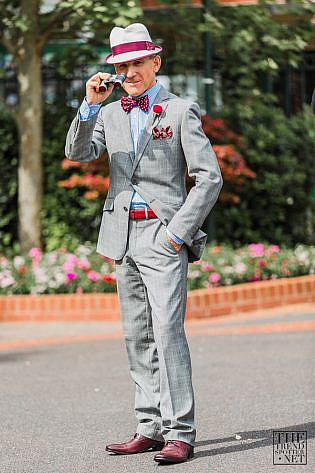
[152,126,173,140]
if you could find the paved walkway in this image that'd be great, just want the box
[0,303,314,472]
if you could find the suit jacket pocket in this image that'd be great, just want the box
[103,197,114,211]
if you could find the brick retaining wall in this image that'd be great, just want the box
[0,275,314,322]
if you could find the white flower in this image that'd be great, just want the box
[46,252,58,263]
[76,243,93,257]
[0,270,15,288]
[222,266,233,274]
[54,271,66,286]
[100,263,111,273]
[296,252,308,263]
[33,267,49,285]
[187,270,201,279]
[13,256,25,267]
[234,262,246,274]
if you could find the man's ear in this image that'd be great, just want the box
[153,55,161,73]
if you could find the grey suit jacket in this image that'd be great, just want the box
[65,84,223,263]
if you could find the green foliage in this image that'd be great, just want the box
[144,6,203,75]
[0,0,143,44]
[200,1,314,108]
[0,110,18,254]
[41,102,104,253]
[197,1,315,246]
[215,103,315,246]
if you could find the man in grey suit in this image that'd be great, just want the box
[65,22,223,464]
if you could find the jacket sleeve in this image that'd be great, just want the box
[166,102,223,246]
[64,107,106,162]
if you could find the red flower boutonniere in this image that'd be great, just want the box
[152,104,163,125]
[153,104,163,114]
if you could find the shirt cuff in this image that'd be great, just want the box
[166,228,184,244]
[79,96,101,121]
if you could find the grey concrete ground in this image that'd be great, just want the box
[0,306,314,473]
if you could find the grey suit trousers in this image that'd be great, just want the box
[115,216,195,446]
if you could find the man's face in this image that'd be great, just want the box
[114,55,161,97]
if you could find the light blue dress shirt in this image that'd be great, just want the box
[78,81,183,245]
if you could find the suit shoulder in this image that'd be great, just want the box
[168,96,201,119]
[100,99,121,115]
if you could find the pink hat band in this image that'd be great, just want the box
[111,40,156,57]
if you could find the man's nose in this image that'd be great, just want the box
[126,66,136,78]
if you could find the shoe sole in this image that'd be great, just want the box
[154,450,194,463]
[106,444,164,455]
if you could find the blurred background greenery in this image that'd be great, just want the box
[0,0,314,257]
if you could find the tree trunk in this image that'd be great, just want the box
[17,0,43,252]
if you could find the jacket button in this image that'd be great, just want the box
[131,178,137,185]
[123,206,128,211]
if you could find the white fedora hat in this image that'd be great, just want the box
[105,23,162,64]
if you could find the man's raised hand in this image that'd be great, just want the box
[86,72,114,105]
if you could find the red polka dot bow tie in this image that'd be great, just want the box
[121,94,149,113]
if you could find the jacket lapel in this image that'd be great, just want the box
[131,84,172,176]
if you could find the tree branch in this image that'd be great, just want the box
[38,7,74,48]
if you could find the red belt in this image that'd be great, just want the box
[129,208,157,219]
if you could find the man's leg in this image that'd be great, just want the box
[133,218,196,447]
[115,219,163,442]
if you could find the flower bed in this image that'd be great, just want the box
[0,242,314,295]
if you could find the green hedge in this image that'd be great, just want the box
[0,111,18,251]
[215,103,315,246]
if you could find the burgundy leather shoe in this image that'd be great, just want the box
[154,440,194,463]
[106,433,164,455]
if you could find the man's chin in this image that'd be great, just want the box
[124,83,145,97]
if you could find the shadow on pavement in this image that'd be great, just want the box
[195,422,314,458]
[0,350,42,363]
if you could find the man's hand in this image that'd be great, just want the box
[86,72,114,105]
[166,232,183,252]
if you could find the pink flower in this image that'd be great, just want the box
[63,254,78,271]
[76,287,83,294]
[258,259,267,267]
[153,104,163,114]
[66,272,77,280]
[87,270,100,282]
[266,244,280,256]
[209,272,220,283]
[248,243,264,258]
[28,247,42,266]
[77,258,91,270]
[202,263,214,271]
[28,247,42,259]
